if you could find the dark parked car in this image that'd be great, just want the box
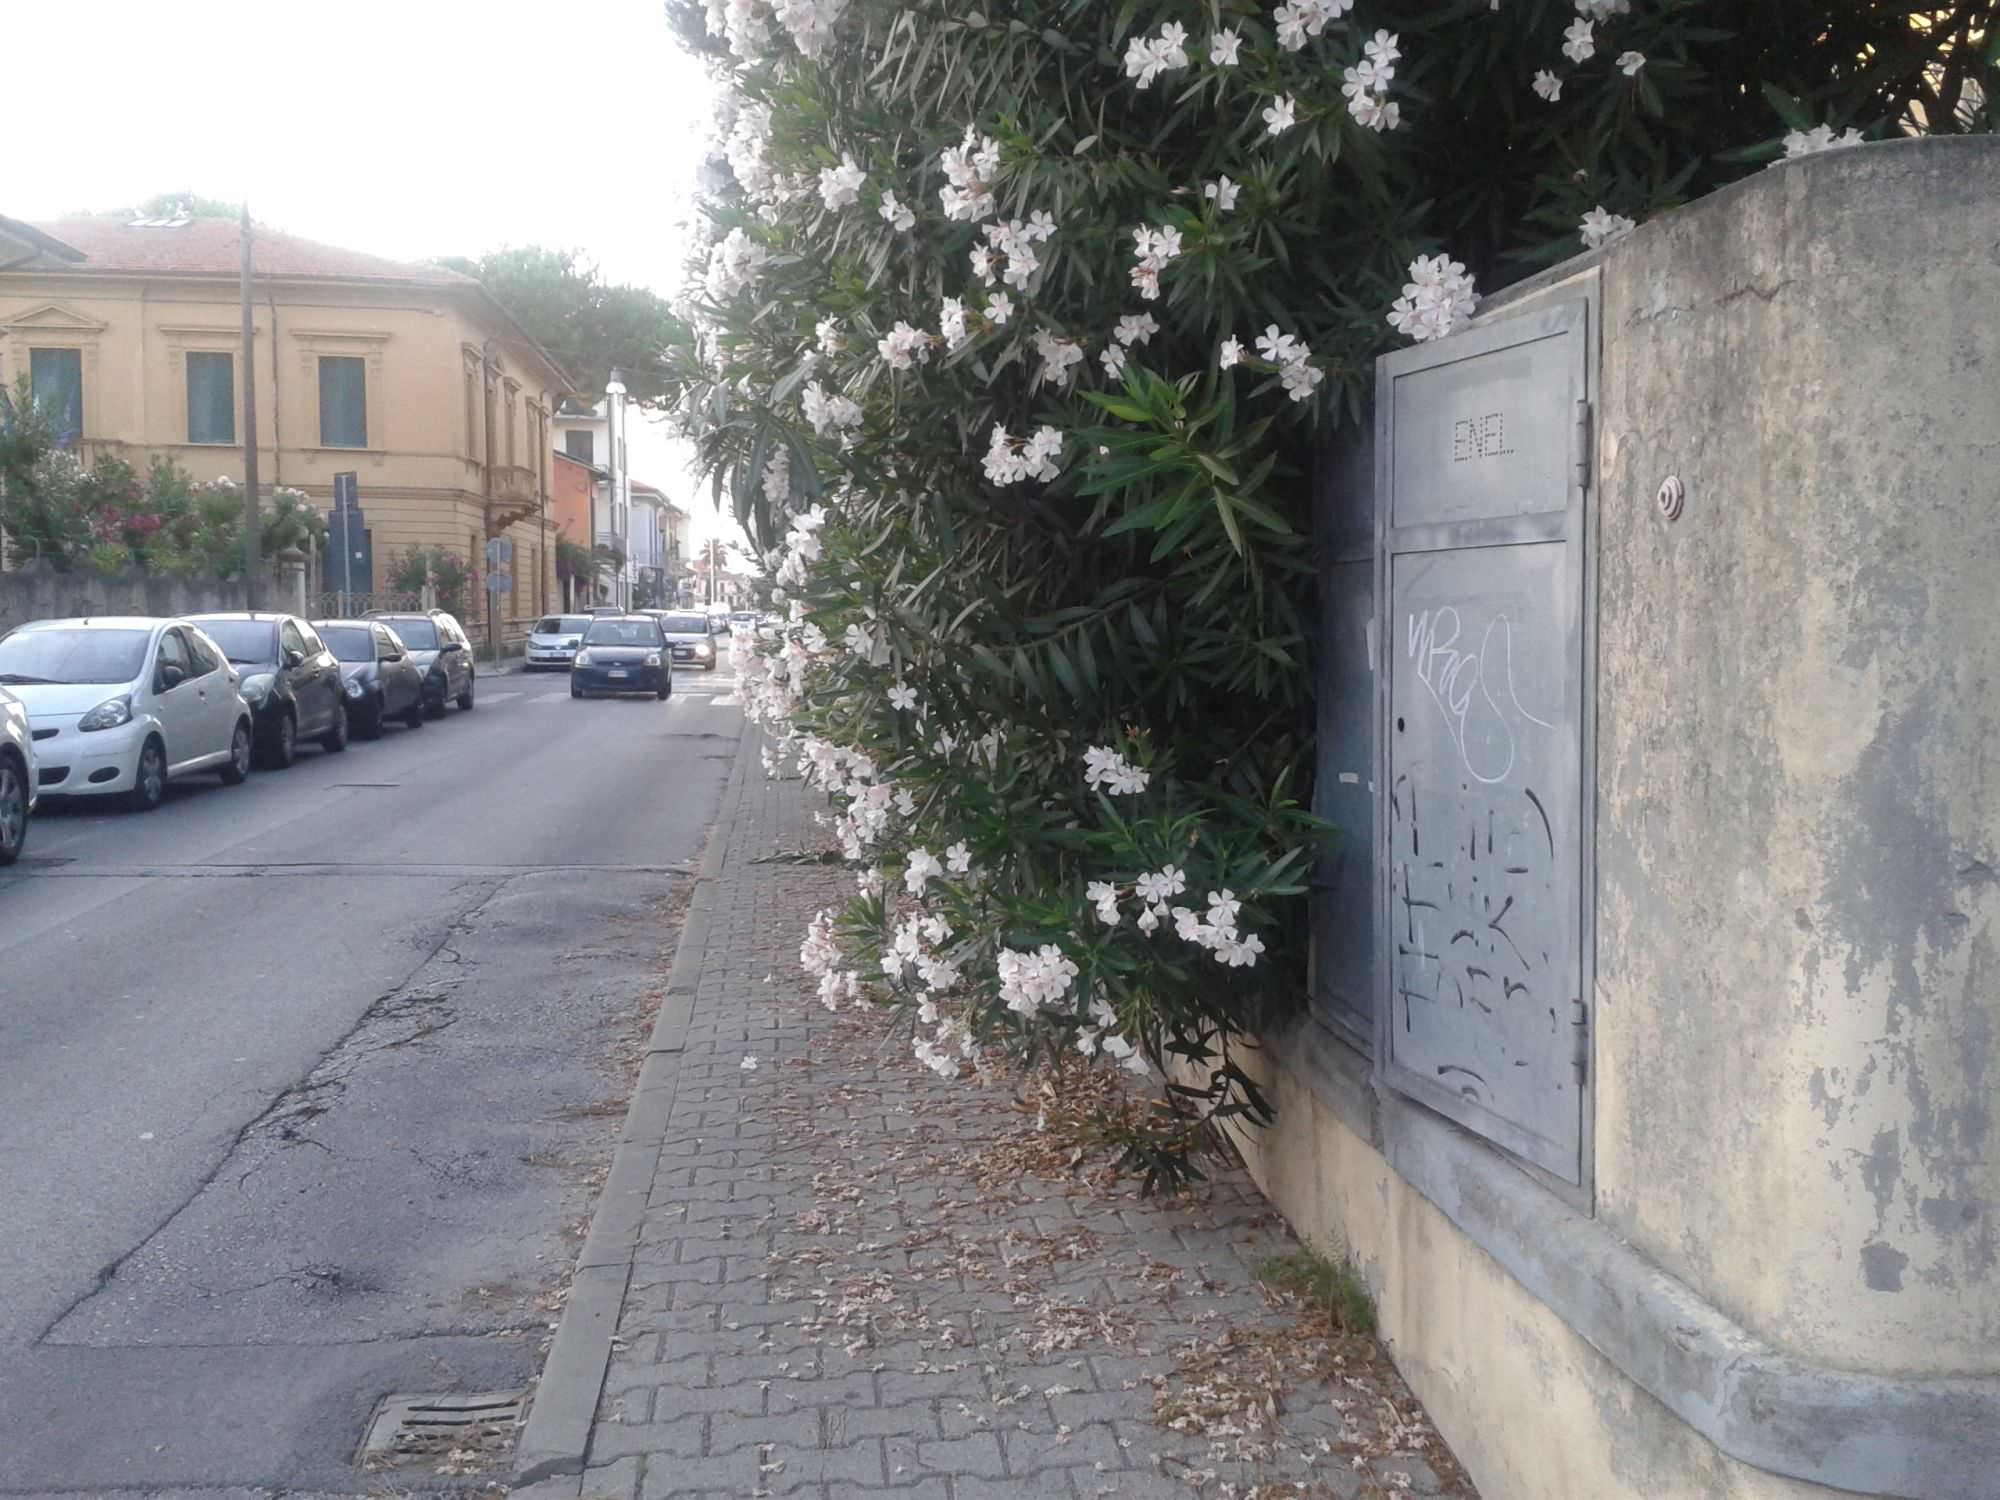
[315,619,427,738]
[365,610,475,718]
[187,612,347,767]
[571,615,671,699]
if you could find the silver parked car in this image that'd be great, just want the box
[0,685,34,865]
[0,617,253,810]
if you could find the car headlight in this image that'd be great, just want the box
[644,652,662,667]
[77,694,133,733]
[240,673,274,704]
[695,642,713,657]
[344,677,365,698]
[573,650,593,667]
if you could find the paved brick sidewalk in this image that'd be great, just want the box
[521,739,1477,1500]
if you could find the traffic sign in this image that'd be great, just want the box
[483,537,513,567]
[486,572,513,595]
[333,471,358,510]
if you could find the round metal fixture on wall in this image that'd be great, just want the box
[1656,474,1685,521]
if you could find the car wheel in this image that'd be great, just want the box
[218,720,253,785]
[456,676,475,712]
[656,675,669,700]
[570,681,586,699]
[127,737,168,811]
[403,698,427,729]
[423,689,445,720]
[261,710,297,769]
[321,703,350,753]
[358,694,386,740]
[0,753,27,866]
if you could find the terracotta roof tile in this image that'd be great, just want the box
[26,217,473,287]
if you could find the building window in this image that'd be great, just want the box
[463,367,477,456]
[505,394,517,469]
[29,348,82,448]
[319,356,367,448]
[565,428,593,464]
[186,352,235,445]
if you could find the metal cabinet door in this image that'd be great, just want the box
[1374,295,1595,1186]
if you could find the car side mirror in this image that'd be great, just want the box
[284,648,305,669]
[158,664,186,691]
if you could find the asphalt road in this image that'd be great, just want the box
[0,661,744,1492]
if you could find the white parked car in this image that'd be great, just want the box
[0,617,253,811]
[0,685,33,864]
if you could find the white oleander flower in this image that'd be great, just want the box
[1561,19,1595,63]
[1262,94,1298,137]
[945,841,973,874]
[904,847,944,895]
[888,683,918,711]
[1580,206,1637,249]
[1616,50,1645,76]
[1032,329,1085,384]
[818,154,865,211]
[985,291,1014,325]
[1348,93,1400,132]
[877,320,932,370]
[1220,336,1245,369]
[1204,176,1240,212]
[1082,745,1150,796]
[1533,70,1562,102]
[1779,124,1866,161]
[939,295,970,349]
[761,444,791,504]
[1387,253,1479,343]
[1099,343,1127,380]
[1210,29,1241,66]
[1114,312,1160,346]
[878,189,915,231]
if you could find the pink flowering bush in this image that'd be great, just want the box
[662,0,1994,1187]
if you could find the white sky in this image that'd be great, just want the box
[6,0,747,550]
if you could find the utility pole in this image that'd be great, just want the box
[239,202,262,606]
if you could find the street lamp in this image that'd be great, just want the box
[605,369,628,607]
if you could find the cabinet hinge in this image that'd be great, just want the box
[1572,400,1593,492]
[1569,998,1590,1085]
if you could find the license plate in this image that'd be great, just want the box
[609,669,628,679]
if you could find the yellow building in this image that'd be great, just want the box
[0,213,571,631]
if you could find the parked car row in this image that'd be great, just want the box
[0,607,481,866]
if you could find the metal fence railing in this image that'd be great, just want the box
[306,591,424,621]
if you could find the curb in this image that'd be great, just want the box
[512,724,759,1489]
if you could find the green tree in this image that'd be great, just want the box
[121,191,239,220]
[436,246,692,409]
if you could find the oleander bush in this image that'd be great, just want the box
[664,0,1995,1187]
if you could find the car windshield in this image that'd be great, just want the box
[196,619,279,665]
[321,625,375,663]
[0,627,152,686]
[585,619,662,647]
[536,616,591,635]
[657,614,709,635]
[387,619,439,650]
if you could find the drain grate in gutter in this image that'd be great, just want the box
[359,1389,527,1471]
[326,782,401,790]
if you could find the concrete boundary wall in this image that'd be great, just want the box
[0,564,249,634]
[1272,137,2000,1500]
